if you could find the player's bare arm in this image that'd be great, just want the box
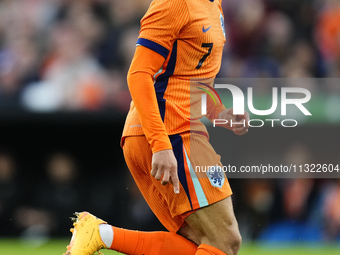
[218,108,250,136]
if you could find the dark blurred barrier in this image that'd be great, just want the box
[0,112,165,238]
[0,113,340,242]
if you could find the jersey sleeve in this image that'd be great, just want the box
[206,102,227,122]
[137,0,189,57]
[127,46,172,154]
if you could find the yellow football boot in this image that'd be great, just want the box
[64,212,107,255]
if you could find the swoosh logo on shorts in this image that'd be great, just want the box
[202,25,212,33]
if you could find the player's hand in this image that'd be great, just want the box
[218,108,250,135]
[151,149,180,194]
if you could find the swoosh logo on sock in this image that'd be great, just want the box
[202,25,212,33]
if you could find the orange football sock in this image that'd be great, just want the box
[109,226,197,255]
[195,244,227,255]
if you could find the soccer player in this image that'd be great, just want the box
[64,0,249,254]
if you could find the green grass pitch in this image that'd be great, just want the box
[1,239,340,255]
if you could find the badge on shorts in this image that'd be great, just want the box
[207,165,225,188]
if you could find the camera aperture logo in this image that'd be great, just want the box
[198,84,312,127]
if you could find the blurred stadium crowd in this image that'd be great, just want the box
[1,0,340,111]
[0,0,340,245]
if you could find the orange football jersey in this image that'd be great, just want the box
[122,0,227,145]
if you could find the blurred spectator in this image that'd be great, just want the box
[282,143,316,220]
[321,179,340,241]
[264,12,293,63]
[238,179,275,241]
[227,0,266,59]
[0,151,21,236]
[22,22,109,111]
[0,36,40,109]
[259,143,321,242]
[16,152,83,237]
[316,0,340,64]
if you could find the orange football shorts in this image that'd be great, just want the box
[122,131,232,233]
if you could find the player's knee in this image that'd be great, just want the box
[200,220,242,255]
[217,227,241,255]
[227,228,242,255]
[186,197,242,254]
